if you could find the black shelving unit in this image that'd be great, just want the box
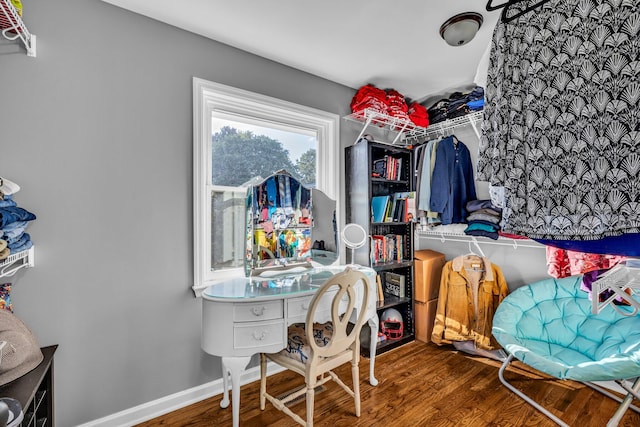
[346,140,415,357]
[0,345,57,427]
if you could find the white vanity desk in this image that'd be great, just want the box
[201,265,379,427]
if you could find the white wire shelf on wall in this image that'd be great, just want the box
[0,0,36,57]
[420,110,484,141]
[344,109,485,147]
[0,246,35,278]
[344,109,428,147]
[416,225,544,257]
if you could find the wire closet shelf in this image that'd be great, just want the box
[0,0,36,57]
[0,246,34,278]
[344,109,484,147]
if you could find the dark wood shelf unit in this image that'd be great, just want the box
[0,345,57,427]
[346,140,415,357]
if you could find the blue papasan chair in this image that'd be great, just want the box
[492,275,640,427]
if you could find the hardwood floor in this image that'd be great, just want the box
[136,341,640,426]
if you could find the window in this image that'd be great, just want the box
[193,78,339,294]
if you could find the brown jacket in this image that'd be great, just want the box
[431,255,508,350]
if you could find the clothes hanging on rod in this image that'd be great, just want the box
[430,135,477,225]
[478,0,640,247]
[431,254,508,350]
[414,138,442,226]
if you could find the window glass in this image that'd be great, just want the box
[209,118,317,271]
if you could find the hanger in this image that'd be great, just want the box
[462,241,486,272]
[465,238,486,259]
[486,0,552,23]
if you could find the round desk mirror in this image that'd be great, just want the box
[342,223,367,265]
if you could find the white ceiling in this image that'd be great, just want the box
[102,0,501,103]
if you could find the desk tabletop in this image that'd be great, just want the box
[202,265,375,302]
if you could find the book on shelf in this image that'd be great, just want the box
[383,272,406,298]
[370,234,404,264]
[376,274,385,303]
[371,155,403,180]
[392,191,416,222]
[371,195,390,223]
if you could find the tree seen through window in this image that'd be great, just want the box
[212,126,316,187]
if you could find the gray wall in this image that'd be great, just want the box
[1,0,355,425]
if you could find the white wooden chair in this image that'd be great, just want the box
[259,267,370,426]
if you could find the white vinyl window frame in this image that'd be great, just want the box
[192,77,340,295]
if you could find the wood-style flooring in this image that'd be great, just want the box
[136,341,640,426]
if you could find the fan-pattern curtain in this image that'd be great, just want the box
[479,0,640,240]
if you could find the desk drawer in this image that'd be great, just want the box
[233,300,283,322]
[234,320,285,350]
[287,296,314,320]
[288,293,339,323]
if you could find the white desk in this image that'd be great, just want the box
[201,265,379,427]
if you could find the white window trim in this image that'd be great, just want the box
[192,77,340,296]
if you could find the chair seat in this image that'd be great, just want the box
[492,276,640,382]
[279,322,334,364]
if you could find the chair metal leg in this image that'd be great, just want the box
[498,353,569,427]
[585,377,640,427]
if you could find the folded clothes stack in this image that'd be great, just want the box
[350,84,431,128]
[464,199,501,240]
[386,89,410,124]
[407,102,429,127]
[427,86,485,124]
[350,84,389,116]
[0,177,36,261]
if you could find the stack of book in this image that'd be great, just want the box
[370,234,404,264]
[371,192,416,223]
[371,155,403,180]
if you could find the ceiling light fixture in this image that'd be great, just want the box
[439,12,484,47]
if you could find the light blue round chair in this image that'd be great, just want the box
[492,275,640,427]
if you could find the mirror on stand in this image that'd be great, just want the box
[342,223,367,266]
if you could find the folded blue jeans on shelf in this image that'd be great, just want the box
[7,233,30,251]
[10,239,32,254]
[0,207,36,228]
[1,221,27,240]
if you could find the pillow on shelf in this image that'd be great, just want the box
[0,283,12,312]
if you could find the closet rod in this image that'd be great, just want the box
[416,233,544,250]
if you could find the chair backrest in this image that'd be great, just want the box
[305,267,370,359]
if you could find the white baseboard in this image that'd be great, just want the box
[76,363,286,427]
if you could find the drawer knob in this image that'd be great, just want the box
[252,331,267,341]
[251,306,266,316]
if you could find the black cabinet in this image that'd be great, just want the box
[345,140,415,356]
[0,345,57,427]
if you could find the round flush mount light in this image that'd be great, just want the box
[439,12,484,47]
